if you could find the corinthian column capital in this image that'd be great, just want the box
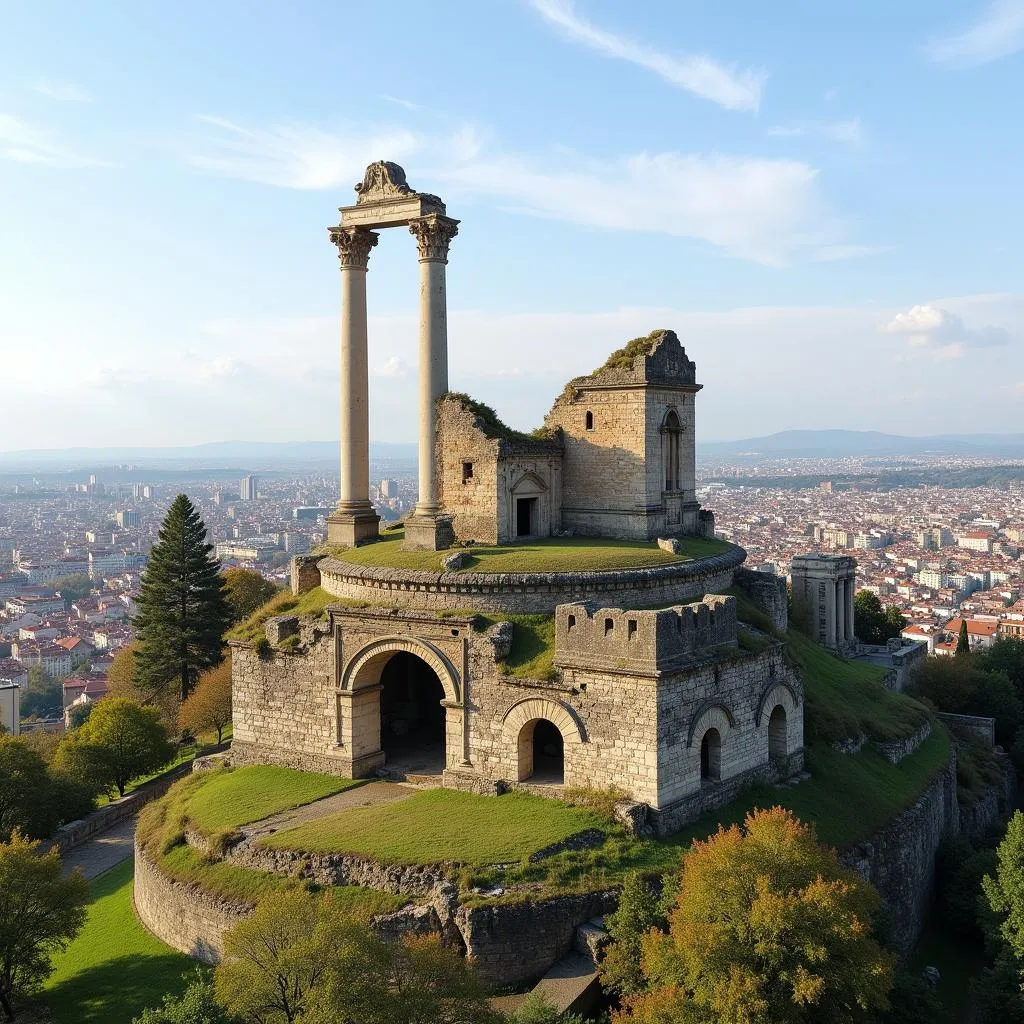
[409,214,459,263]
[329,226,378,269]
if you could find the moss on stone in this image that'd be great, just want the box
[595,329,672,373]
[444,391,552,442]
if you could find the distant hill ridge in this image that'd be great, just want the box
[3,430,1024,469]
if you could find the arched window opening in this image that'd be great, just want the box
[585,410,594,431]
[700,727,721,782]
[768,705,788,763]
[517,718,564,784]
[663,410,681,492]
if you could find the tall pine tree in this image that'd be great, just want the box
[133,494,231,704]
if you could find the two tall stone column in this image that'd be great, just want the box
[402,213,459,551]
[326,227,381,548]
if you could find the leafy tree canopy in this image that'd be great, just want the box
[222,568,280,624]
[179,658,232,745]
[854,590,907,646]
[0,738,55,842]
[55,697,174,798]
[613,807,894,1024]
[133,972,239,1024]
[0,832,88,1021]
[133,494,231,704]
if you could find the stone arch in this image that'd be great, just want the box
[502,697,586,785]
[755,681,800,728]
[510,470,549,495]
[661,407,682,492]
[700,727,722,781]
[686,701,735,749]
[501,697,586,745]
[341,636,460,704]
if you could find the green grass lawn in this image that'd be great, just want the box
[179,764,363,836]
[227,586,361,642]
[326,530,731,574]
[475,613,557,679]
[261,789,607,865]
[138,765,364,853]
[45,860,194,1024]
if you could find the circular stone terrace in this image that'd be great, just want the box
[317,530,747,614]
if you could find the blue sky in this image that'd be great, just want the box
[1,0,1022,448]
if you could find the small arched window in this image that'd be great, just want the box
[662,409,681,491]
[585,411,594,431]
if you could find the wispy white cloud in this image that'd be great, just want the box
[379,94,422,112]
[528,0,766,112]
[767,118,864,145]
[0,113,110,168]
[33,80,91,102]
[881,303,1012,359]
[371,356,410,378]
[926,0,1024,66]
[196,356,243,380]
[441,149,854,266]
[186,115,421,189]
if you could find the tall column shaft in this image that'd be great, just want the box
[406,214,458,533]
[835,580,846,644]
[825,580,837,649]
[847,577,856,642]
[415,256,448,514]
[339,260,370,509]
[326,227,379,547]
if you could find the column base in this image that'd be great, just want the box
[326,506,380,548]
[402,513,455,551]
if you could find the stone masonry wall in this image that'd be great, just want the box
[134,839,249,963]
[437,400,502,545]
[546,387,650,539]
[733,567,789,633]
[840,752,958,953]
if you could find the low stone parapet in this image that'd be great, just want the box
[317,545,746,615]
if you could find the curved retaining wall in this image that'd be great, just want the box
[133,839,249,964]
[317,545,747,615]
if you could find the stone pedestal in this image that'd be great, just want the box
[402,513,455,552]
[327,508,381,548]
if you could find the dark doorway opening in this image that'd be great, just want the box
[379,652,446,776]
[516,497,537,537]
[700,727,721,782]
[531,719,564,784]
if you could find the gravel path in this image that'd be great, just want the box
[243,780,415,838]
[61,815,137,880]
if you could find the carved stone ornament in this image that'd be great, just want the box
[329,227,378,269]
[354,161,414,204]
[409,214,459,262]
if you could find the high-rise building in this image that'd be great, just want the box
[116,510,141,528]
[380,479,398,499]
[240,474,258,501]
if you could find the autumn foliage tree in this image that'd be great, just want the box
[179,658,232,744]
[222,567,279,624]
[612,807,894,1024]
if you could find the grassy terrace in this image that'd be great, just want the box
[138,764,363,846]
[261,789,606,864]
[324,529,732,573]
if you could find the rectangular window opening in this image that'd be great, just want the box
[604,617,614,636]
[628,619,637,640]
[462,461,474,483]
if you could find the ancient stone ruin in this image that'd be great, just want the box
[230,161,806,833]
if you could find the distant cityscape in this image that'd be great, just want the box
[2,449,1023,736]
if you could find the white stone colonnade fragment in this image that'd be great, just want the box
[326,161,459,551]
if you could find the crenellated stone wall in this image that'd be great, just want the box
[732,567,789,633]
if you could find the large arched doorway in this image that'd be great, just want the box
[517,718,565,784]
[700,728,721,782]
[768,705,788,763]
[379,651,447,776]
